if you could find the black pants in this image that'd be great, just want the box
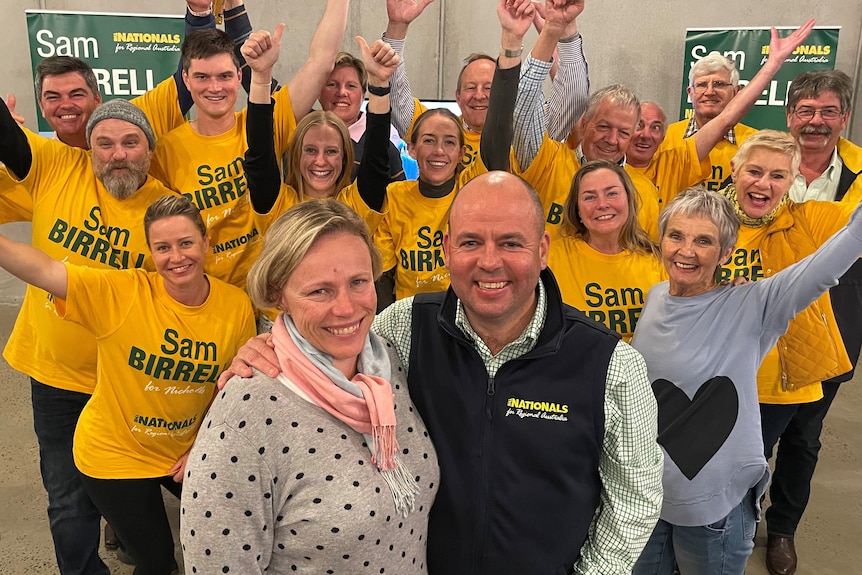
[80,473,182,575]
[759,381,841,537]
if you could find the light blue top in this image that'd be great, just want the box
[632,202,862,526]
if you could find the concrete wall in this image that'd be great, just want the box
[1,0,861,301]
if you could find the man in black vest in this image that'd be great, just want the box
[373,171,662,574]
[222,170,663,574]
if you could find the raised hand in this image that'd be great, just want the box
[543,0,584,32]
[767,19,815,64]
[5,94,25,126]
[386,0,435,25]
[240,23,285,75]
[531,1,546,33]
[356,37,401,86]
[498,0,536,41]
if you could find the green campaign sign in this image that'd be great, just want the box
[26,10,185,132]
[678,27,840,130]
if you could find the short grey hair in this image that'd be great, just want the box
[582,85,641,125]
[659,187,739,257]
[689,51,740,87]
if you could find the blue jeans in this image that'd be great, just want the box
[633,490,756,575]
[30,378,109,575]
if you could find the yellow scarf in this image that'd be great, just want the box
[213,0,224,23]
[720,183,787,228]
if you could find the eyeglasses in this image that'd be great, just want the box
[791,106,844,121]
[692,81,733,93]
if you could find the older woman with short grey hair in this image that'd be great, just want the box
[630,187,862,575]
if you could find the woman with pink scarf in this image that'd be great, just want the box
[181,200,439,574]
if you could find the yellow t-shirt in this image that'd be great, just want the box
[408,98,482,170]
[149,89,297,290]
[2,130,178,394]
[132,74,186,143]
[518,134,661,242]
[629,136,711,208]
[260,182,386,237]
[661,120,757,192]
[0,168,32,224]
[374,174,471,300]
[721,203,852,404]
[59,266,256,479]
[548,239,665,342]
[0,76,185,224]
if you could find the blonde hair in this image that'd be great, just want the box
[246,200,382,310]
[732,129,801,178]
[284,111,355,201]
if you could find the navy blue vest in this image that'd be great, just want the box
[409,270,619,574]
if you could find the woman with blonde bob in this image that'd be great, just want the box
[317,51,405,181]
[548,160,664,341]
[716,129,860,573]
[182,201,440,575]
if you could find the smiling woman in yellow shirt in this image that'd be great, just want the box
[0,195,255,575]
[548,160,665,342]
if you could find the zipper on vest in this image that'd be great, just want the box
[472,382,496,571]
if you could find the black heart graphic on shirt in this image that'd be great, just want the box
[652,376,739,481]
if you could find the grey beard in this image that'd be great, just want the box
[99,169,146,200]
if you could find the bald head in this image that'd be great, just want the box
[450,171,545,237]
[443,171,550,347]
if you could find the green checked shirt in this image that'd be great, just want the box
[373,279,663,575]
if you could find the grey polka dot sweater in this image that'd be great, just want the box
[181,347,439,574]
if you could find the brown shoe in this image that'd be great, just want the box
[766,535,797,575]
[103,523,118,551]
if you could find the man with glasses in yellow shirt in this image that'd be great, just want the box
[659,51,757,191]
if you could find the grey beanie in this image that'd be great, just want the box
[86,99,156,150]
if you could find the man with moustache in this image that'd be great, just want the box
[0,97,178,575]
[760,69,862,575]
[624,21,814,207]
